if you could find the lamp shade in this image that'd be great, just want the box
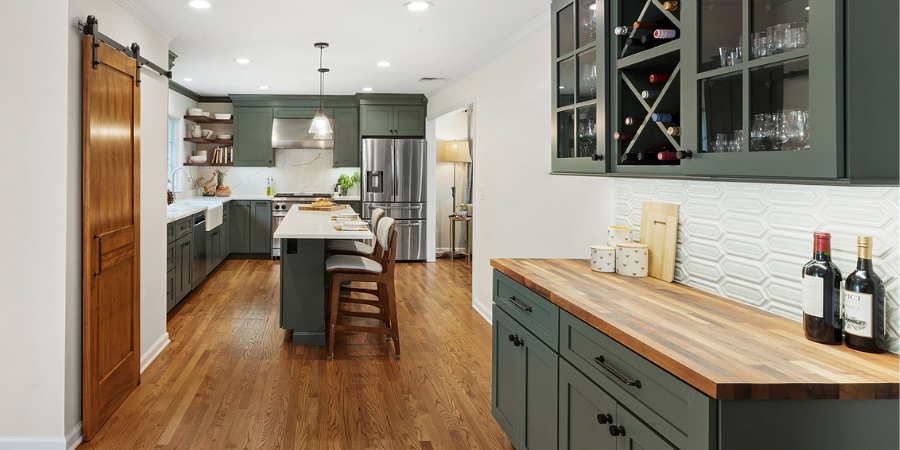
[439,141,472,163]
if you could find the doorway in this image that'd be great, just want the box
[433,108,474,261]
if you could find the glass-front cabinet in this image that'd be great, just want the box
[551,0,608,174]
[552,0,898,183]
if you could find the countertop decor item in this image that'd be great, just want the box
[338,172,359,196]
[615,242,649,277]
[607,225,633,247]
[590,245,616,272]
[639,201,679,282]
[296,203,346,211]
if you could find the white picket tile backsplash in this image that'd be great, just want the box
[613,178,900,353]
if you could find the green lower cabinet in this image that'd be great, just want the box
[166,268,176,312]
[229,200,270,256]
[174,233,192,302]
[492,305,558,450]
[206,227,221,274]
[616,407,676,450]
[250,200,271,254]
[220,210,230,260]
[559,360,617,450]
[231,201,251,253]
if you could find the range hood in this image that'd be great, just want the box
[271,118,334,149]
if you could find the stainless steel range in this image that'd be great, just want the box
[272,192,333,258]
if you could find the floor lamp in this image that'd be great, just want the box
[439,140,471,258]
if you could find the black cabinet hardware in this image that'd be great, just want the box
[609,425,626,436]
[594,356,641,388]
[508,334,524,347]
[597,413,613,424]
[508,296,533,313]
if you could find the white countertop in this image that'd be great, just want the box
[272,206,373,240]
[166,194,274,223]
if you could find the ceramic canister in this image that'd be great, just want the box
[607,226,633,247]
[615,242,649,277]
[590,245,617,273]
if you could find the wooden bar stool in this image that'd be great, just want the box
[325,218,400,361]
[326,208,385,258]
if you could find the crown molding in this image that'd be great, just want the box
[426,12,550,98]
[115,0,178,42]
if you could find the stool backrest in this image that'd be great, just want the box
[370,208,385,229]
[376,219,399,276]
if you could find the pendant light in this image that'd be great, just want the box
[310,42,334,140]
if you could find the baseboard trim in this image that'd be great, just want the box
[65,422,82,450]
[0,437,65,450]
[140,332,170,374]
[472,296,492,324]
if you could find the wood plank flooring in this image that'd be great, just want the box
[77,258,512,450]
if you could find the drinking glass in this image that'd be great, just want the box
[761,113,778,151]
[719,46,733,67]
[778,109,794,150]
[713,133,728,152]
[752,32,768,59]
[750,114,766,151]
[734,36,743,64]
[767,24,788,54]
[784,22,808,51]
[731,130,744,152]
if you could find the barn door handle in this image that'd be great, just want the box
[94,235,102,276]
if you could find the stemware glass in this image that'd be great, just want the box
[761,113,777,151]
[750,114,766,151]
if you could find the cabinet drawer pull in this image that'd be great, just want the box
[609,425,626,437]
[507,296,532,313]
[508,334,523,347]
[594,356,641,389]
[597,413,613,424]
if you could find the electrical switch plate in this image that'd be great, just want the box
[478,185,485,200]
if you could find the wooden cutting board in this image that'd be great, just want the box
[640,201,679,282]
[296,204,347,211]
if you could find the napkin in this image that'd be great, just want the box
[335,225,367,231]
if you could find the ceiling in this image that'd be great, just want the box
[134,0,549,97]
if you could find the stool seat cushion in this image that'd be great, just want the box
[326,255,383,273]
[326,240,374,254]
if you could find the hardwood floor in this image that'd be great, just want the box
[77,258,513,450]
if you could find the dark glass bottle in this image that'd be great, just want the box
[614,26,632,36]
[624,117,638,126]
[613,132,634,140]
[844,236,887,353]
[633,19,674,29]
[649,74,670,83]
[657,150,691,160]
[652,113,679,123]
[802,232,843,345]
[625,37,651,48]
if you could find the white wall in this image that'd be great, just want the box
[427,27,611,320]
[168,90,199,193]
[65,0,171,443]
[435,111,469,252]
[0,0,69,442]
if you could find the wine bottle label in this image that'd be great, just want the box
[801,275,824,318]
[844,291,873,338]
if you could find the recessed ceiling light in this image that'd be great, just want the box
[589,3,596,10]
[405,1,432,11]
[189,0,212,9]
[377,61,392,67]
[258,86,270,90]
[362,87,374,92]
[236,58,250,64]
[183,77,193,81]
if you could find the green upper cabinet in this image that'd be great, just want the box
[333,107,360,167]
[233,107,274,167]
[360,105,426,137]
[551,0,609,174]
[553,0,898,184]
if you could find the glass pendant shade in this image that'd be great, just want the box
[310,108,334,139]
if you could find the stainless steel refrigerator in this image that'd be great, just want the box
[362,138,427,261]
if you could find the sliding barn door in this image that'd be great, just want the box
[81,36,141,441]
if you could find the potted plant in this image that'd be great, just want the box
[337,172,360,196]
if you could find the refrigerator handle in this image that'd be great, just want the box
[392,143,398,201]
[367,171,383,194]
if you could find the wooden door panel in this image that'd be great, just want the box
[82,36,141,441]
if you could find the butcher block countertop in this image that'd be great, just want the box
[491,258,899,400]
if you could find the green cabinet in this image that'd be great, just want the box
[250,200,272,254]
[333,108,360,167]
[206,227,221,274]
[166,231,176,311]
[360,105,426,137]
[558,359,617,449]
[234,107,274,167]
[174,233,192,303]
[220,205,231,260]
[166,267,176,312]
[334,200,361,215]
[491,305,558,450]
[230,201,251,253]
[551,0,608,174]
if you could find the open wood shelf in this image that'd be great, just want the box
[183,115,233,124]
[183,163,233,167]
[184,138,233,144]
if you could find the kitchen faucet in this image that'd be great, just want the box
[170,167,194,201]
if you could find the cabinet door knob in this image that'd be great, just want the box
[597,413,613,424]
[591,153,604,161]
[609,425,626,437]
[508,334,516,342]
[508,334,523,346]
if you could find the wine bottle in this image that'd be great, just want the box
[637,151,677,164]
[633,19,674,29]
[621,153,640,162]
[657,150,691,160]
[652,113,679,123]
[614,26,632,36]
[667,126,682,136]
[624,117,638,126]
[653,29,679,40]
[649,73,670,83]
[614,132,634,140]
[641,90,661,100]
[640,35,663,47]
[802,232,843,345]
[663,1,679,11]
[625,37,651,48]
[844,236,887,353]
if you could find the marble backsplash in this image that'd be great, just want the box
[193,149,359,196]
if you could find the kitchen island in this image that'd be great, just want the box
[274,205,372,345]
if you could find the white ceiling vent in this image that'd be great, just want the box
[418,77,447,82]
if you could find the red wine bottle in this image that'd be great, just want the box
[649,74,670,83]
[614,132,634,140]
[657,150,691,160]
[802,232,843,345]
[637,151,677,164]
[653,29,679,40]
[614,26,632,36]
[625,37,652,48]
[633,19,674,29]
[624,117,639,126]
[844,236,887,353]
[640,35,663,47]
[621,153,640,162]
[652,113,679,123]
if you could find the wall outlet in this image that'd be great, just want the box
[478,185,485,200]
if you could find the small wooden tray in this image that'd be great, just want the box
[296,204,347,211]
